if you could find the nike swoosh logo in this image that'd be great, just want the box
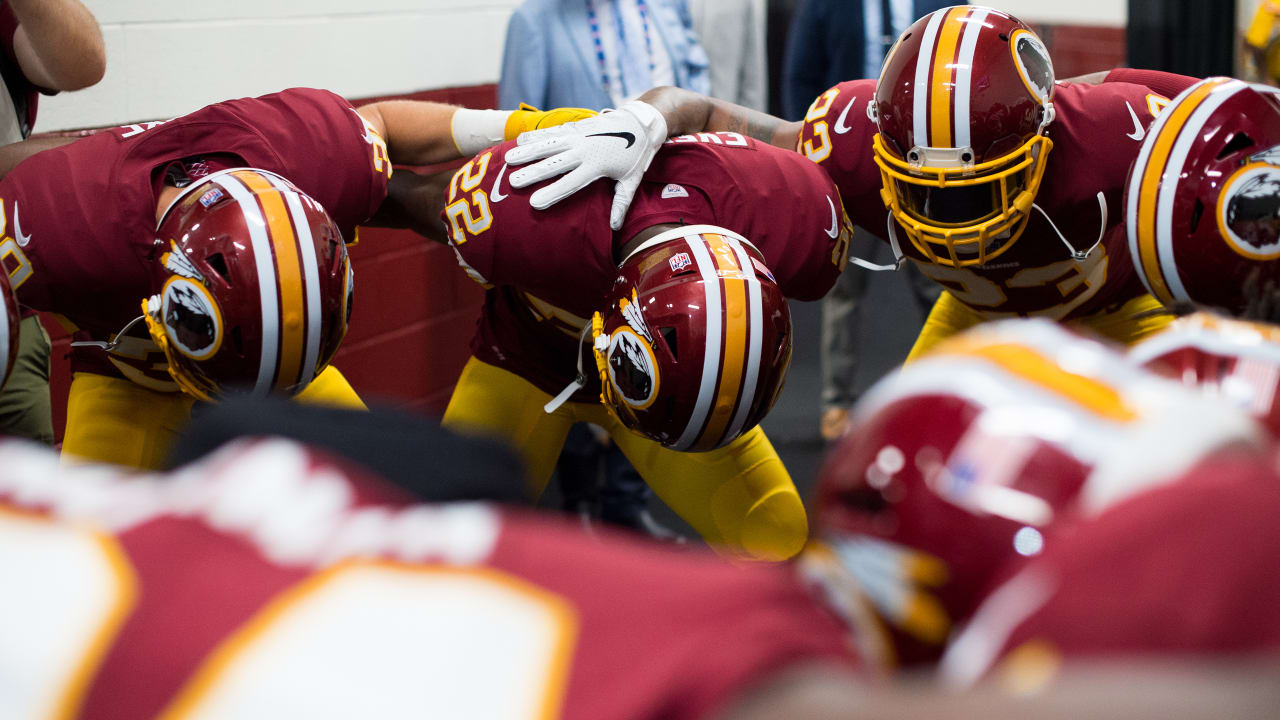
[14,202,30,247]
[489,163,509,202]
[1125,101,1145,141]
[833,96,857,135]
[586,130,636,148]
[825,196,839,239]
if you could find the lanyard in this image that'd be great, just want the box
[585,0,656,101]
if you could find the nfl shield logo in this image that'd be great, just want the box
[198,187,225,208]
[669,252,692,272]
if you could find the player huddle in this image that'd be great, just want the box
[1,5,1279,718]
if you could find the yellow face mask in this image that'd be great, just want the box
[872,132,1053,268]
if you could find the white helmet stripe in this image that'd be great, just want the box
[264,172,323,388]
[913,9,946,147]
[722,237,764,445]
[213,173,280,396]
[674,237,723,451]
[1155,80,1247,304]
[952,7,990,151]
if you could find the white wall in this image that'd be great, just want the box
[38,0,522,131]
[996,0,1127,27]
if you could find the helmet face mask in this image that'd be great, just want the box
[143,168,351,402]
[872,6,1055,268]
[591,225,792,452]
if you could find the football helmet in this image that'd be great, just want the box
[590,225,791,452]
[811,319,1261,667]
[0,268,17,391]
[871,6,1055,267]
[1126,76,1280,315]
[143,168,353,401]
[1131,312,1280,437]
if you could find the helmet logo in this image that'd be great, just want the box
[669,252,692,272]
[1250,143,1280,165]
[1219,164,1280,260]
[619,289,652,343]
[161,277,222,360]
[1010,29,1054,104]
[162,241,205,281]
[606,328,659,409]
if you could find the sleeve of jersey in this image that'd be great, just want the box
[247,88,391,235]
[796,81,881,195]
[442,140,614,298]
[1102,68,1199,100]
[1069,82,1171,197]
[762,155,850,301]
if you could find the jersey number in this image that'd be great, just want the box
[445,151,494,245]
[0,512,576,719]
[800,88,840,163]
[915,249,1109,320]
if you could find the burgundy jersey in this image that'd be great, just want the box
[0,88,389,385]
[445,134,849,397]
[939,452,1280,686]
[0,438,858,719]
[798,78,1196,320]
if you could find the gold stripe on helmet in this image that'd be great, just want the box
[1135,80,1221,306]
[929,6,968,148]
[235,171,306,390]
[694,233,749,451]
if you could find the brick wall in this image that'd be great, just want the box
[42,84,496,441]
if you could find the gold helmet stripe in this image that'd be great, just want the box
[236,170,306,390]
[1131,79,1225,306]
[694,233,749,452]
[928,6,969,149]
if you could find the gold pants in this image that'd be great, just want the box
[442,357,808,561]
[61,365,365,470]
[906,291,1175,363]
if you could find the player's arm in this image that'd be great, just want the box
[503,88,800,229]
[0,134,77,178]
[355,102,596,167]
[363,166,453,245]
[8,0,105,91]
[1101,68,1200,99]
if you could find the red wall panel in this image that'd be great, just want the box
[40,84,496,442]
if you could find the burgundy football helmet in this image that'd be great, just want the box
[143,168,353,401]
[0,268,17,391]
[590,225,792,452]
[1126,76,1280,315]
[871,6,1055,267]
[810,319,1262,668]
[1131,312,1280,437]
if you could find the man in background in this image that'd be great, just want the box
[0,0,104,444]
[689,0,767,110]
[496,0,710,536]
[781,0,950,441]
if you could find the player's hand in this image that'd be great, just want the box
[504,100,668,230]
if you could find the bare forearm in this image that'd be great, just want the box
[638,86,801,149]
[357,101,465,167]
[9,0,104,91]
[0,135,78,178]
[366,168,453,245]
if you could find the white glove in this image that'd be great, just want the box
[504,100,667,231]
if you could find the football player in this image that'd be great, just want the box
[382,129,853,561]
[1123,76,1280,319]
[502,7,1201,359]
[0,430,865,719]
[0,88,584,469]
[804,318,1266,669]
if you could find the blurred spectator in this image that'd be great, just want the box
[498,0,703,538]
[1244,1,1280,84]
[689,0,767,110]
[0,0,104,445]
[498,0,709,111]
[781,0,951,441]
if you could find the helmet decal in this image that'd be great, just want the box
[1219,164,1280,259]
[619,289,652,343]
[1010,29,1054,105]
[162,240,205,281]
[161,277,223,361]
[606,327,659,409]
[1250,143,1280,165]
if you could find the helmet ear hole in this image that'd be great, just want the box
[1189,198,1205,234]
[659,326,678,360]
[998,32,1009,42]
[1218,132,1255,160]
[206,253,230,283]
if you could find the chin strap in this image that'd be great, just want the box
[846,214,906,272]
[1033,191,1108,262]
[544,321,603,414]
[68,314,148,351]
